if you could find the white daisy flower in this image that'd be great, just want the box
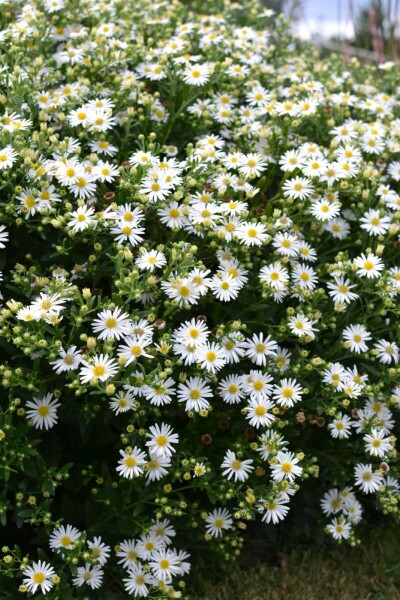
[326,518,351,540]
[342,324,371,353]
[218,375,245,404]
[145,451,171,482]
[177,377,213,412]
[236,221,269,246]
[354,463,383,493]
[359,209,391,236]
[353,252,384,279]
[135,249,167,272]
[320,488,343,515]
[243,332,278,366]
[205,508,233,537]
[25,393,61,430]
[328,413,353,439]
[363,428,393,458]
[116,447,147,478]
[273,378,303,408]
[221,450,254,482]
[72,563,103,589]
[109,391,136,414]
[182,63,211,86]
[79,353,119,384]
[259,263,289,291]
[270,451,303,482]
[22,561,56,595]
[148,548,181,581]
[123,562,152,596]
[0,145,18,169]
[373,339,399,364]
[241,370,274,400]
[195,342,227,374]
[146,423,179,458]
[282,176,314,200]
[326,277,358,304]
[246,397,275,428]
[49,524,81,551]
[67,206,96,232]
[208,273,241,301]
[257,496,290,524]
[116,539,140,569]
[92,307,131,340]
[87,536,111,566]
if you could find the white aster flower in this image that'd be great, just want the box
[354,463,383,493]
[205,508,233,537]
[72,563,103,589]
[270,451,303,482]
[79,354,119,384]
[221,450,254,482]
[363,428,393,458]
[92,307,131,340]
[116,447,147,478]
[26,393,61,430]
[22,561,56,595]
[146,423,179,458]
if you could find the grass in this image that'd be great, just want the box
[187,525,400,600]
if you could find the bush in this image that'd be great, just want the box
[0,0,399,597]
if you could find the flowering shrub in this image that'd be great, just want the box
[0,0,399,596]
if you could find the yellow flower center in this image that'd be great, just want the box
[33,572,46,584]
[105,317,117,328]
[25,197,36,208]
[124,457,137,468]
[38,406,50,417]
[179,286,190,297]
[93,365,105,377]
[281,462,292,473]
[60,535,72,547]
[145,542,154,551]
[156,435,167,447]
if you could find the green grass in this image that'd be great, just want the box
[187,525,400,600]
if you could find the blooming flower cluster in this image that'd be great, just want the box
[0,0,399,595]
